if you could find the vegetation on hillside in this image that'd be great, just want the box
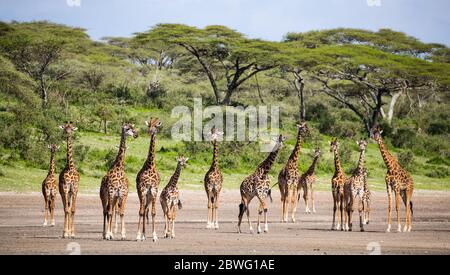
[0,21,449,192]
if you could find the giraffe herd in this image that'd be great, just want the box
[41,120,414,241]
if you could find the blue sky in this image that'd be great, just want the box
[1,0,449,45]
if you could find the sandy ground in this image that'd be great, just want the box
[0,189,449,255]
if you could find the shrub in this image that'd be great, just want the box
[426,168,449,179]
[391,126,416,148]
[397,150,415,171]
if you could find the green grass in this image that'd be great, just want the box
[1,129,449,193]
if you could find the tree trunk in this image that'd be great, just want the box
[39,76,48,108]
[103,120,107,134]
[293,71,305,121]
[386,91,403,125]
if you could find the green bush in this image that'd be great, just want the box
[426,168,449,179]
[397,150,415,171]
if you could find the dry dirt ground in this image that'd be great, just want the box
[0,190,449,255]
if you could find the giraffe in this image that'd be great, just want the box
[370,126,414,232]
[58,122,80,238]
[362,168,371,225]
[238,135,286,234]
[344,139,368,232]
[330,138,347,231]
[160,156,188,239]
[42,144,59,227]
[100,123,138,240]
[298,148,321,214]
[204,127,223,229]
[278,122,309,223]
[136,117,162,241]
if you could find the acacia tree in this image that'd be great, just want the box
[0,22,90,108]
[309,44,449,134]
[134,24,282,105]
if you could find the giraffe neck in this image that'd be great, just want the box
[354,149,366,175]
[112,129,127,169]
[288,128,303,163]
[377,137,397,171]
[66,135,75,169]
[333,149,344,176]
[256,147,280,175]
[210,140,219,169]
[169,163,182,187]
[48,150,56,175]
[144,133,157,169]
[306,155,319,175]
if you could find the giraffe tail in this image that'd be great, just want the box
[267,189,273,203]
[178,200,183,210]
[410,201,414,217]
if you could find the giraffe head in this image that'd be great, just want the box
[47,144,60,154]
[273,135,287,151]
[123,123,139,138]
[59,121,78,136]
[314,147,321,158]
[357,139,368,152]
[145,117,162,135]
[369,126,383,143]
[330,138,339,153]
[176,155,189,168]
[297,121,309,136]
[210,127,223,141]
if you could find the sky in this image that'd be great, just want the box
[0,0,449,45]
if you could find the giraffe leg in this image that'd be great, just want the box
[303,187,309,214]
[358,195,365,232]
[406,188,413,232]
[291,188,298,223]
[119,194,127,240]
[395,191,402,232]
[348,195,355,232]
[50,195,55,226]
[214,193,220,229]
[136,195,145,241]
[337,198,343,231]
[106,196,117,240]
[62,192,70,238]
[331,193,337,230]
[206,195,212,229]
[262,198,269,233]
[113,203,119,235]
[386,186,393,232]
[43,196,49,227]
[69,191,77,238]
[171,206,177,238]
[151,197,158,242]
[257,204,263,234]
[237,199,246,234]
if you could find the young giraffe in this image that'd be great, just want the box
[278,122,308,223]
[238,135,286,234]
[330,138,347,231]
[370,126,414,232]
[136,117,162,241]
[344,139,368,232]
[42,144,59,227]
[100,123,138,240]
[58,122,80,238]
[362,168,371,225]
[160,156,188,239]
[204,127,223,229]
[298,148,321,214]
